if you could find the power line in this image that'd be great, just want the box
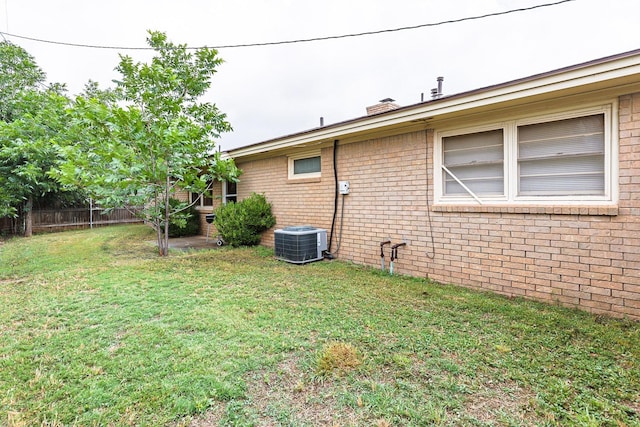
[0,0,576,51]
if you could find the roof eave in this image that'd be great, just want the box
[227,48,640,159]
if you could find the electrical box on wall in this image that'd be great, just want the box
[339,181,350,195]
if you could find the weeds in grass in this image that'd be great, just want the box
[317,342,363,376]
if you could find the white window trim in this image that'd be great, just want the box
[434,103,618,206]
[288,150,321,180]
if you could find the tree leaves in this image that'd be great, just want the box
[0,43,72,224]
[0,41,46,123]
[58,31,240,255]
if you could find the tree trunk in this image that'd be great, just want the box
[156,222,164,256]
[12,205,22,235]
[24,197,33,237]
[162,175,170,256]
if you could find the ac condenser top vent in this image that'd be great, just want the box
[274,226,328,264]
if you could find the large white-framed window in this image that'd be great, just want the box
[288,150,321,180]
[434,104,617,205]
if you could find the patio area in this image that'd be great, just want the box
[168,235,222,250]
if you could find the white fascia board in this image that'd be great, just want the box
[229,54,640,159]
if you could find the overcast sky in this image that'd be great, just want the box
[1,0,639,151]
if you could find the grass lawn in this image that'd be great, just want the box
[0,225,639,426]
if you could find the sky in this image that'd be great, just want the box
[1,0,639,151]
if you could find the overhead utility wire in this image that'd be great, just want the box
[0,0,575,50]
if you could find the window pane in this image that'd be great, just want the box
[226,181,237,195]
[293,156,321,175]
[225,181,237,204]
[445,163,504,195]
[520,173,605,194]
[443,129,504,196]
[518,115,604,196]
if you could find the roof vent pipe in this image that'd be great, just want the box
[431,76,444,99]
[320,117,324,127]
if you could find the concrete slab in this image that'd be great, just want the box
[168,235,221,250]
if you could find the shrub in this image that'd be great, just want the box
[213,193,276,247]
[167,198,200,237]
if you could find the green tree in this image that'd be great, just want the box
[0,40,45,123]
[59,31,239,256]
[0,41,73,236]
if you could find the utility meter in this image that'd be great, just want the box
[339,181,350,195]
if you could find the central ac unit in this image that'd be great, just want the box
[274,226,327,264]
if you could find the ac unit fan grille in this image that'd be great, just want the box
[274,226,327,264]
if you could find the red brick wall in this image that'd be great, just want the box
[234,94,640,320]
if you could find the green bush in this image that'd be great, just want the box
[213,193,276,247]
[168,198,200,237]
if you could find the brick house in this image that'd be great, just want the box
[215,49,640,320]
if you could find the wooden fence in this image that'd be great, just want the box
[0,208,143,235]
[0,216,15,235]
[31,207,142,232]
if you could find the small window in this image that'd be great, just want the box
[288,151,321,179]
[190,180,214,208]
[294,156,321,175]
[224,181,237,204]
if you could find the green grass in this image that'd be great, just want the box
[0,225,639,426]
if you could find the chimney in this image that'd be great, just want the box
[366,98,401,115]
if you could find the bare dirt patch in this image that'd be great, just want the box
[186,356,390,426]
[247,356,360,425]
[185,352,544,426]
[461,378,541,425]
[180,404,225,427]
